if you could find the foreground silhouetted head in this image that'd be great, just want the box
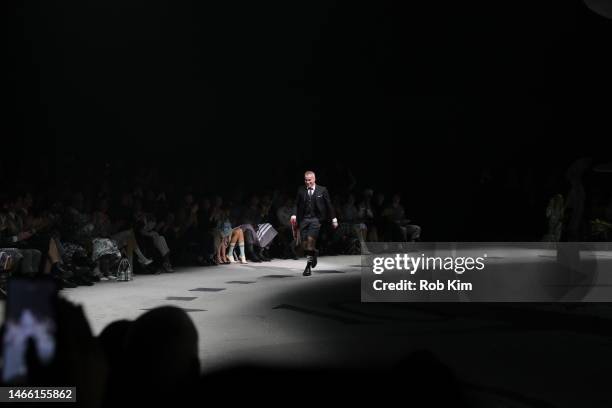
[109,307,200,405]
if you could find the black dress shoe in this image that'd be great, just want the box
[258,249,271,262]
[303,263,312,276]
[257,254,268,262]
[249,254,262,263]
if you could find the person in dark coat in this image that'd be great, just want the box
[291,171,338,276]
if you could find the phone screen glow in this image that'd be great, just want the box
[2,279,57,384]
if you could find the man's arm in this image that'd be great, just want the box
[322,188,338,228]
[291,189,301,225]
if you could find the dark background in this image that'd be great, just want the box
[3,0,611,240]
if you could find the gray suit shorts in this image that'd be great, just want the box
[300,217,321,240]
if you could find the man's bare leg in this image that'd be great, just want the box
[307,236,318,268]
[302,236,318,276]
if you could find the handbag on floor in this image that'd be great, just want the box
[116,257,132,281]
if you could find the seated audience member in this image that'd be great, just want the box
[135,213,174,273]
[110,192,153,269]
[358,191,378,242]
[176,193,212,265]
[276,196,298,259]
[89,197,143,278]
[542,193,564,242]
[341,193,369,253]
[371,190,387,241]
[2,194,77,287]
[240,196,276,262]
[1,211,38,277]
[194,197,215,265]
[383,194,421,242]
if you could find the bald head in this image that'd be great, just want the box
[304,171,316,188]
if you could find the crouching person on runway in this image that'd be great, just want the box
[291,171,338,276]
[211,206,248,265]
